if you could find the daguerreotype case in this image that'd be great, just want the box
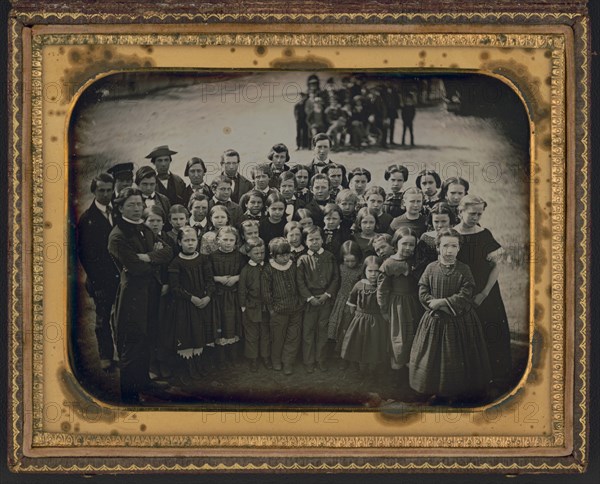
[6,0,590,475]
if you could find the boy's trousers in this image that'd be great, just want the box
[270,311,302,367]
[302,302,333,365]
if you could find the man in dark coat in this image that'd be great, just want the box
[146,145,187,206]
[107,162,134,199]
[216,149,253,204]
[293,92,309,150]
[306,133,348,187]
[366,87,388,148]
[381,82,401,145]
[76,173,120,370]
[108,187,173,403]
[134,165,172,228]
[107,162,134,225]
[401,91,417,146]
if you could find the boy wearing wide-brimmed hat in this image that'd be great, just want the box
[146,145,186,207]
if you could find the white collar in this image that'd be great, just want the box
[438,258,456,268]
[190,218,207,227]
[307,248,324,256]
[122,216,143,225]
[213,196,231,204]
[291,245,305,253]
[248,260,264,267]
[179,252,199,260]
[269,259,293,271]
[259,187,271,194]
[94,199,111,212]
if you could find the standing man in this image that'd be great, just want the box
[76,173,120,371]
[401,91,417,147]
[293,93,309,151]
[108,187,173,403]
[217,149,253,204]
[145,145,186,206]
[307,133,348,187]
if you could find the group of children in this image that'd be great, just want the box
[122,150,510,405]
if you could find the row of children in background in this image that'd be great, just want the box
[139,187,508,403]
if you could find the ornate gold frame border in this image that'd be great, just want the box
[7,11,589,474]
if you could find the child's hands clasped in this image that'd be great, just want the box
[191,295,210,308]
[428,298,446,310]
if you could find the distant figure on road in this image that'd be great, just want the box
[400,91,417,147]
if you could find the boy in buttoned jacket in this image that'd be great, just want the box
[296,226,340,373]
[239,238,271,372]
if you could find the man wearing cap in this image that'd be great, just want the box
[107,162,134,200]
[76,173,120,371]
[146,145,186,206]
[217,149,253,204]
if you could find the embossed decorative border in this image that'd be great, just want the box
[26,31,565,449]
[7,9,588,474]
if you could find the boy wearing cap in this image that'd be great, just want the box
[146,145,186,206]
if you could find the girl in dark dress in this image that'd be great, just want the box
[168,227,215,384]
[377,227,423,373]
[341,256,389,376]
[416,169,442,213]
[330,240,364,349]
[439,176,469,224]
[259,193,287,248]
[409,228,492,404]
[210,226,244,368]
[455,195,512,395]
[415,202,456,277]
[351,207,380,258]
